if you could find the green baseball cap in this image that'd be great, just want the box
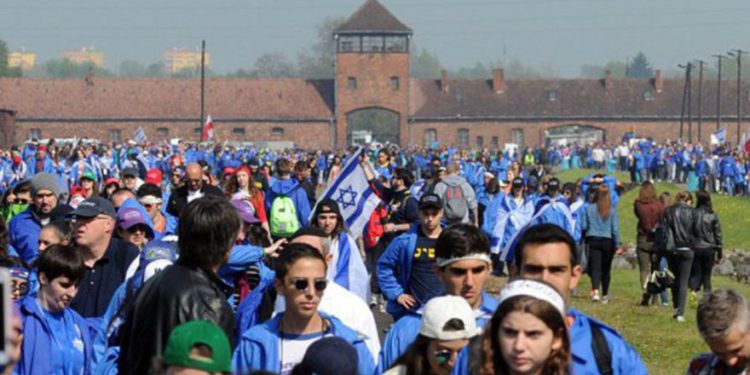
[163,320,231,373]
[81,170,97,182]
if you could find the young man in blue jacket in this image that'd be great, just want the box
[511,223,648,374]
[9,172,60,263]
[377,193,445,320]
[232,243,375,375]
[378,223,498,373]
[265,158,311,238]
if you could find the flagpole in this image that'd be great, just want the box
[199,40,206,142]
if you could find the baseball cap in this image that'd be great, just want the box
[81,170,97,182]
[419,295,481,340]
[547,177,560,191]
[104,177,120,187]
[37,144,47,152]
[122,167,138,178]
[116,207,150,231]
[230,199,260,225]
[145,168,162,185]
[162,320,231,374]
[419,193,443,210]
[511,177,524,188]
[72,197,116,218]
[314,198,342,218]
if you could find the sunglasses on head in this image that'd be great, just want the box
[289,278,327,292]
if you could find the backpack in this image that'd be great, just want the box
[269,191,300,237]
[443,183,468,223]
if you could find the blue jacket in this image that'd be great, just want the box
[580,204,622,248]
[25,156,55,175]
[378,292,498,374]
[568,308,648,374]
[265,177,311,228]
[232,313,375,375]
[376,228,419,318]
[8,207,43,264]
[531,195,574,236]
[17,296,94,375]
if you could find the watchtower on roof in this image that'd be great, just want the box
[333,0,412,147]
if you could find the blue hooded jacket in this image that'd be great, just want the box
[376,228,419,318]
[8,207,43,264]
[378,292,498,373]
[265,177,311,228]
[231,313,375,375]
[17,295,94,375]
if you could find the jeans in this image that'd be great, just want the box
[587,237,615,296]
[690,248,716,293]
[667,250,695,317]
[724,176,735,195]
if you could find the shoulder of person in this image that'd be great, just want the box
[325,313,370,344]
[687,352,722,375]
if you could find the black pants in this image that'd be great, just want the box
[587,237,615,296]
[690,248,715,293]
[366,240,386,295]
[667,250,694,317]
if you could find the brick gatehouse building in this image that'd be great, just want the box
[1,0,749,149]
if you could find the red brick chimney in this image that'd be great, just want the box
[492,68,506,93]
[603,70,612,91]
[441,69,449,93]
[653,69,663,93]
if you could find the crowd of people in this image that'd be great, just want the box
[0,136,744,374]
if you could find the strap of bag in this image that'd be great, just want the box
[590,323,613,375]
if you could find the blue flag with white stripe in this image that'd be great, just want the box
[711,127,727,145]
[134,127,147,144]
[312,147,381,237]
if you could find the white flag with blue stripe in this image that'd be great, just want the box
[711,127,727,145]
[313,147,381,237]
[134,127,147,144]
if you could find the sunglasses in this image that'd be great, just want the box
[288,278,328,292]
[433,349,457,365]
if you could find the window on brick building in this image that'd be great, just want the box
[156,127,169,138]
[348,77,357,90]
[30,128,41,140]
[476,136,484,148]
[384,36,408,52]
[644,89,655,101]
[425,128,437,146]
[492,136,499,149]
[338,35,361,52]
[512,128,525,146]
[110,129,122,143]
[391,76,399,91]
[547,90,558,101]
[457,128,469,148]
[272,127,284,137]
[233,127,245,136]
[361,35,384,52]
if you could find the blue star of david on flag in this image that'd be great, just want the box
[335,184,358,209]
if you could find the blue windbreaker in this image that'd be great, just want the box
[265,177,311,228]
[376,228,418,318]
[378,292,498,373]
[8,207,43,264]
[232,313,375,375]
[17,296,94,375]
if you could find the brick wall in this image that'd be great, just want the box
[0,110,16,147]
[335,52,410,147]
[14,120,333,148]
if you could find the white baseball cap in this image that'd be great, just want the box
[419,296,481,340]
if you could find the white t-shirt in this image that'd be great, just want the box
[186,188,204,203]
[274,281,381,363]
[279,330,328,375]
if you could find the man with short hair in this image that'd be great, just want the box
[136,183,173,235]
[9,172,60,263]
[432,162,478,225]
[294,160,316,208]
[166,163,225,217]
[121,167,142,192]
[377,223,497,372]
[70,197,140,318]
[511,223,647,374]
[110,188,136,211]
[688,288,750,374]
[119,196,239,375]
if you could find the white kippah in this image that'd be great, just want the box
[436,253,492,268]
[499,279,566,316]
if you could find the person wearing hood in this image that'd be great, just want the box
[16,244,93,375]
[265,158,311,239]
[431,162,478,226]
[311,198,370,303]
[531,178,575,238]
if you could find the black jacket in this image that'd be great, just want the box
[694,207,722,250]
[663,202,698,249]
[166,183,225,217]
[118,264,235,375]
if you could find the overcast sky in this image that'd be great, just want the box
[2,0,749,77]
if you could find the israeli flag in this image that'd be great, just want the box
[711,127,727,145]
[134,127,147,144]
[313,147,381,237]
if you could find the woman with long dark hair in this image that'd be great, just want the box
[690,190,722,295]
[386,296,480,375]
[581,184,623,303]
[633,180,664,305]
[474,279,570,375]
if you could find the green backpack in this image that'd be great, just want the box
[269,192,300,237]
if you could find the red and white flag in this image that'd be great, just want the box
[201,115,215,142]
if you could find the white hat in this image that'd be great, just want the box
[419,296,481,340]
